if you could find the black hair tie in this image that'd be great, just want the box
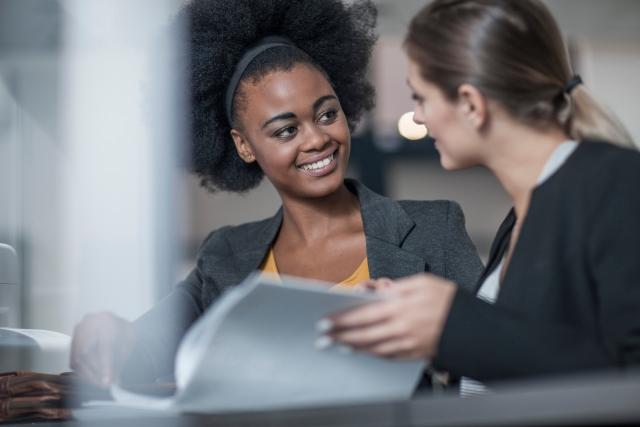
[563,74,583,95]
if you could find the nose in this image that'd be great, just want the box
[412,108,425,125]
[301,123,331,152]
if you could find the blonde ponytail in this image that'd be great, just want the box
[566,86,635,148]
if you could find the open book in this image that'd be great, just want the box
[108,273,425,413]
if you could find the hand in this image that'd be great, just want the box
[346,277,394,293]
[70,312,136,387]
[326,274,457,359]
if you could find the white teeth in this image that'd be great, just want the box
[300,153,334,171]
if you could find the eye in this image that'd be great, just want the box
[411,93,424,103]
[318,109,338,124]
[274,125,297,140]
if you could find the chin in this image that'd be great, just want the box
[440,159,460,171]
[440,156,477,171]
[313,172,346,196]
[299,169,346,200]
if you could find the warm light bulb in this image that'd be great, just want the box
[397,112,428,140]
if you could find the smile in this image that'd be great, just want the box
[297,150,338,177]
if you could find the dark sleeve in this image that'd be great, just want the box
[434,159,640,381]
[434,289,611,381]
[587,159,640,366]
[120,269,205,384]
[443,201,483,292]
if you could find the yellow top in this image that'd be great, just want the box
[260,247,370,291]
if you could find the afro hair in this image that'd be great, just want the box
[182,0,377,193]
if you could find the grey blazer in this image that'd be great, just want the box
[125,179,482,383]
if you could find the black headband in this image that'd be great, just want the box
[564,74,583,95]
[224,36,295,125]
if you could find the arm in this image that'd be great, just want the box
[586,157,640,367]
[436,153,640,381]
[120,269,205,384]
[329,167,640,380]
[71,229,226,386]
[434,289,611,381]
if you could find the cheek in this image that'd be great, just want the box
[421,105,449,135]
[328,121,351,148]
[253,143,296,172]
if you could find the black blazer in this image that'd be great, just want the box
[126,179,482,382]
[435,141,640,382]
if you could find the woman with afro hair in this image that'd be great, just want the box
[70,0,482,391]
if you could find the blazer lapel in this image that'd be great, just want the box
[207,180,428,290]
[472,209,515,294]
[347,180,427,279]
[366,238,428,279]
[234,209,283,281]
[203,209,283,293]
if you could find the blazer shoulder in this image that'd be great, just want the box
[197,215,278,259]
[555,141,640,199]
[398,199,462,227]
[575,141,640,178]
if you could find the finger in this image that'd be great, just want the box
[97,335,116,386]
[69,325,82,371]
[71,323,103,383]
[357,280,376,290]
[74,347,106,386]
[113,327,136,382]
[376,277,394,289]
[332,320,403,347]
[382,274,443,297]
[366,338,416,359]
[329,300,399,330]
[361,277,395,294]
[70,321,89,371]
[363,281,376,291]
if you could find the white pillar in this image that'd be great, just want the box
[60,0,185,329]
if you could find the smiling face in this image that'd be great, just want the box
[230,63,350,200]
[407,59,485,171]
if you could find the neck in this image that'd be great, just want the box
[484,123,568,220]
[278,182,362,245]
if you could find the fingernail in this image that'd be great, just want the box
[316,318,333,333]
[314,335,333,350]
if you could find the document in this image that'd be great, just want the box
[0,327,71,373]
[107,273,425,413]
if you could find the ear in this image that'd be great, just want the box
[457,84,488,130]
[230,129,256,164]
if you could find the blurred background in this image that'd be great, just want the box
[1,0,639,334]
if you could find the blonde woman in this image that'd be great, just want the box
[329,0,640,395]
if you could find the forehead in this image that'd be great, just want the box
[407,59,445,95]
[406,59,426,87]
[241,64,336,117]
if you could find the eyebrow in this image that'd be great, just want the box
[261,112,296,129]
[261,95,337,129]
[406,79,416,91]
[313,95,337,111]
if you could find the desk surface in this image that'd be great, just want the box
[21,370,640,427]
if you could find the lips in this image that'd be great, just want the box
[297,149,338,177]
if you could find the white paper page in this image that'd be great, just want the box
[0,327,71,351]
[111,273,425,413]
[0,327,71,373]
